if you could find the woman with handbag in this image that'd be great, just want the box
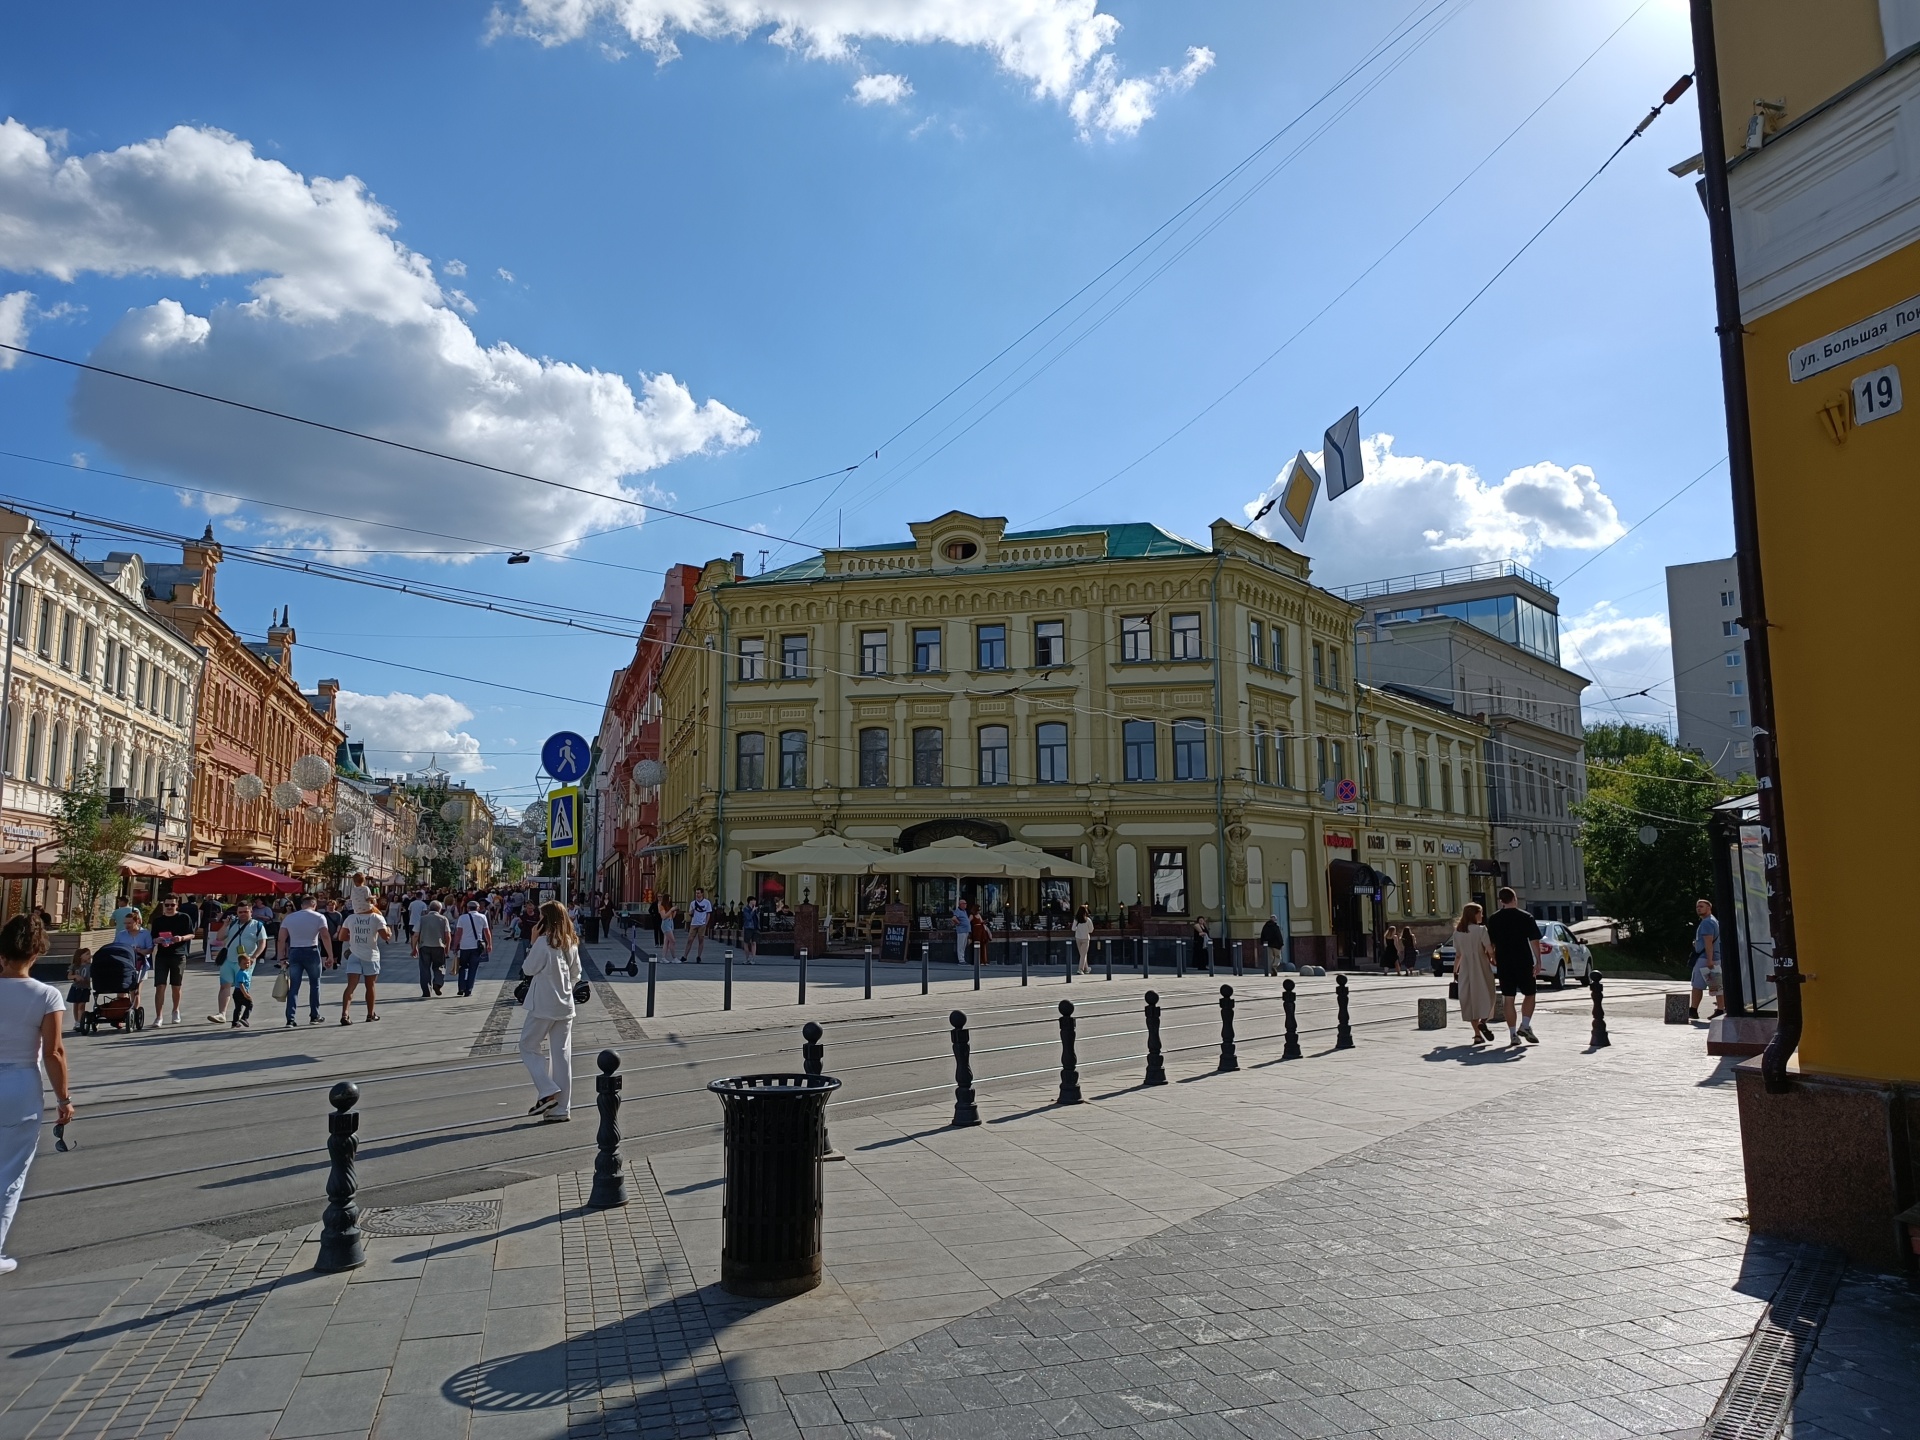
[519,900,582,1121]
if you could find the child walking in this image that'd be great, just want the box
[230,950,256,1028]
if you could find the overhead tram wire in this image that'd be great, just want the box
[772,0,1471,551]
[0,341,823,553]
[1024,0,1658,525]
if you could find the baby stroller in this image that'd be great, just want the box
[80,942,144,1033]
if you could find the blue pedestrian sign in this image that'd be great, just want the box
[546,787,580,858]
[542,730,590,783]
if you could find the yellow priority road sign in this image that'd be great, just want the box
[546,786,580,858]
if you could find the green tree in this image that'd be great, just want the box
[53,763,142,928]
[1576,725,1741,956]
[503,854,526,883]
[316,851,354,888]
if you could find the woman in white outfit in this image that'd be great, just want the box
[1071,904,1094,975]
[519,900,579,1121]
[0,915,74,1274]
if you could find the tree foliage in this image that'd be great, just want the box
[1576,726,1742,956]
[53,763,142,928]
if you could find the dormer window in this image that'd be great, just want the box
[943,540,978,562]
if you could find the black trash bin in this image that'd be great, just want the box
[707,1074,841,1298]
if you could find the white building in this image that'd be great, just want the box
[1664,558,1751,780]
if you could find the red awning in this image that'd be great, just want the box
[169,863,303,895]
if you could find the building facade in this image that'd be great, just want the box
[0,513,201,915]
[650,512,1490,962]
[142,530,344,871]
[593,565,697,904]
[1341,561,1590,921]
[1696,0,1920,1264]
[1664,557,1750,779]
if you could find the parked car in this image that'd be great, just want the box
[1535,920,1593,988]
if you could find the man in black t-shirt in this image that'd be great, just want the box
[149,896,196,1028]
[1484,886,1548,1046]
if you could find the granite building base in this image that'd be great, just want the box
[1735,1057,1916,1272]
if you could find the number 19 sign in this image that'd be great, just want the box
[1852,364,1902,425]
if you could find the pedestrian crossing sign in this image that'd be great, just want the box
[546,787,580,858]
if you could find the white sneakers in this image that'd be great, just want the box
[0,1257,18,1275]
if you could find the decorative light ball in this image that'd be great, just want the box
[463,818,491,841]
[438,799,465,822]
[290,754,334,792]
[330,811,358,836]
[271,780,304,811]
[631,759,664,788]
[233,773,265,803]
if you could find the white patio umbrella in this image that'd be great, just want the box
[985,839,1095,879]
[742,834,892,874]
[867,836,1038,960]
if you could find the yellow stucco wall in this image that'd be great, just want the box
[1713,0,1887,156]
[1742,240,1920,1083]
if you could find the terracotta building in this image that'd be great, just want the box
[143,529,344,870]
[593,564,698,904]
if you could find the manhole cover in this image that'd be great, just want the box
[357,1200,500,1236]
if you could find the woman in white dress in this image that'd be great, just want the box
[0,914,74,1274]
[1071,904,1094,975]
[519,901,580,1121]
[1451,902,1499,1045]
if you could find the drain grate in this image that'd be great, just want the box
[1703,1245,1845,1440]
[356,1199,500,1236]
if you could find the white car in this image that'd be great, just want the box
[1535,920,1593,988]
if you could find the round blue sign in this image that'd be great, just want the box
[541,730,591,782]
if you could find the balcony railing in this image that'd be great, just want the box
[1329,559,1554,601]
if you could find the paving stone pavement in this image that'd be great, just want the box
[741,1044,1895,1440]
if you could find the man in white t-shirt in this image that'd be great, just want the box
[687,888,713,963]
[275,893,334,1028]
[408,891,429,938]
[338,901,390,1025]
[453,902,492,997]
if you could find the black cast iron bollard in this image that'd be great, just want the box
[1218,984,1239,1072]
[864,946,873,1000]
[1589,969,1612,1049]
[1057,999,1083,1105]
[1205,937,1215,978]
[316,1081,365,1273]
[1138,935,1148,979]
[1020,940,1030,986]
[921,942,930,995]
[798,947,808,1005]
[1335,973,1355,1050]
[972,935,981,990]
[1232,939,1243,978]
[724,949,734,1012]
[588,1050,627,1208]
[1104,937,1114,981]
[949,1010,980,1127]
[1176,938,1186,979]
[645,954,657,1018]
[1143,990,1167,1086]
[1281,978,1303,1060]
[802,1021,841,1159]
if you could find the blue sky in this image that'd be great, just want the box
[0,0,1720,810]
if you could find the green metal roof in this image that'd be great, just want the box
[738,522,1206,585]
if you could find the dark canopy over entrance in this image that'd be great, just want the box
[897,817,1010,851]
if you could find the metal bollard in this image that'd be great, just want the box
[799,947,808,1005]
[1143,990,1167,1086]
[587,1050,627,1208]
[973,937,981,991]
[1064,936,1072,984]
[949,1011,980,1127]
[921,942,930,995]
[316,1081,365,1273]
[1139,935,1148,980]
[645,956,657,1018]
[1021,941,1029,987]
[724,950,734,1012]
[1281,978,1302,1060]
[1206,938,1216,978]
[864,946,873,1001]
[1232,940,1243,978]
[1335,973,1355,1050]
[1104,937,1113,981]
[1218,984,1239,1072]
[1056,1000,1083,1105]
[1176,938,1185,979]
[1589,969,1611,1049]
[802,1021,842,1159]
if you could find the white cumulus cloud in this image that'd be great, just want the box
[851,72,912,106]
[0,289,28,367]
[335,690,487,774]
[1242,432,1626,590]
[1071,45,1213,139]
[0,118,754,553]
[498,0,1208,134]
[1561,602,1675,729]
